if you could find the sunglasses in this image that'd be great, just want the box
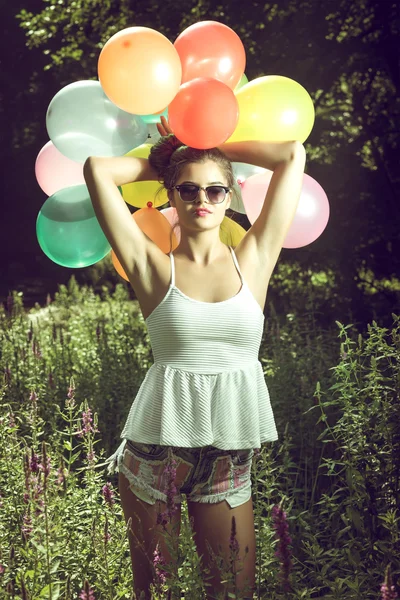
[171,184,231,204]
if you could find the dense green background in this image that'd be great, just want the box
[1,0,399,326]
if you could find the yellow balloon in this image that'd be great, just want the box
[227,75,315,143]
[121,144,168,208]
[219,215,246,246]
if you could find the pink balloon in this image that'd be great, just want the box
[35,141,85,196]
[160,206,181,244]
[241,171,330,248]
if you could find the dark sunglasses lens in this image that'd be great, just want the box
[179,185,199,202]
[207,186,226,203]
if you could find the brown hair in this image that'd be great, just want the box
[148,134,235,190]
[148,134,239,251]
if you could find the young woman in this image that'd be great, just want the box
[84,116,306,600]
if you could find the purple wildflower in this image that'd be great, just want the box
[0,564,5,575]
[30,448,40,473]
[153,543,167,585]
[102,482,115,506]
[39,455,51,478]
[77,407,99,438]
[31,339,42,359]
[229,516,240,557]
[157,455,178,528]
[79,579,96,600]
[381,565,398,600]
[21,514,33,538]
[57,465,66,486]
[271,504,293,592]
[29,391,38,405]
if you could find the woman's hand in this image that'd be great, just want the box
[156,115,174,137]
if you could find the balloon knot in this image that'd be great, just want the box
[236,178,244,187]
[147,201,153,208]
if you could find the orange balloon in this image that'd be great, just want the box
[174,21,245,90]
[111,207,179,280]
[98,27,182,115]
[168,78,239,149]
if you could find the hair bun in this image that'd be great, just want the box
[148,134,185,181]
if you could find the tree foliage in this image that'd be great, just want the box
[2,0,399,322]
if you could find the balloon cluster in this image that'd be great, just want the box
[34,20,329,271]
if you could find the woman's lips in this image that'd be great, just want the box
[194,209,211,216]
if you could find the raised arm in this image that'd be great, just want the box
[219,140,306,281]
[83,155,159,280]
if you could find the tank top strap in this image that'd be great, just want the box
[229,246,244,284]
[169,251,176,287]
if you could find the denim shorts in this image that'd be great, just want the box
[117,440,256,509]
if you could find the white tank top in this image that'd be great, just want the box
[105,246,278,471]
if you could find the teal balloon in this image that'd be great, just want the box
[46,80,148,163]
[37,184,111,267]
[141,106,169,124]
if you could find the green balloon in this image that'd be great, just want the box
[235,73,249,91]
[37,184,111,268]
[141,106,169,124]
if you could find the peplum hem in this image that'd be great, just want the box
[116,361,278,451]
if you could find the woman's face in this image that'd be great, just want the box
[169,160,231,231]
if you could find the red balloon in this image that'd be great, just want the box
[168,78,239,149]
[174,21,246,90]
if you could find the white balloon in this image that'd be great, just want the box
[46,80,148,163]
[229,183,247,214]
[147,122,162,145]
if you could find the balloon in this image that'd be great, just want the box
[111,206,179,280]
[46,80,147,164]
[220,216,246,246]
[174,21,245,90]
[35,141,85,196]
[121,144,168,208]
[36,184,111,267]
[234,73,248,91]
[232,161,266,184]
[141,106,169,124]
[228,162,267,214]
[98,27,182,115]
[160,207,181,244]
[230,183,247,214]
[227,75,315,143]
[241,171,329,248]
[168,78,239,149]
[283,175,330,248]
[147,122,162,146]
